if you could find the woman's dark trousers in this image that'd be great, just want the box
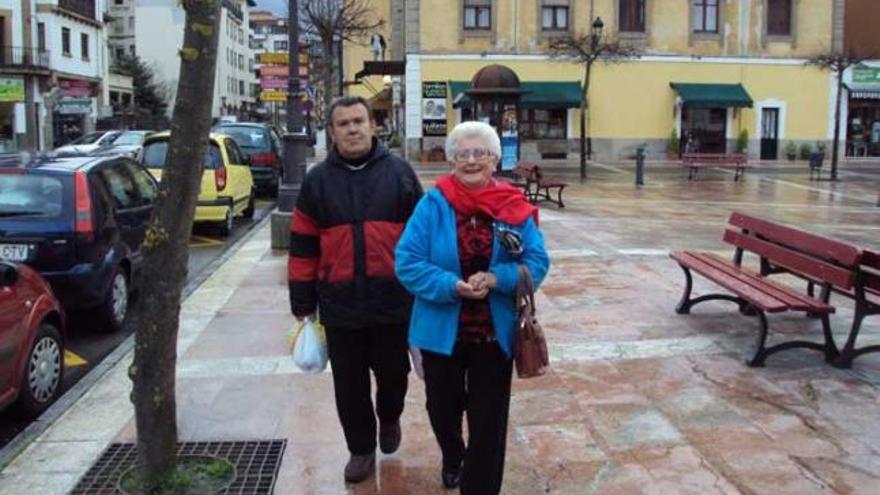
[325,324,410,455]
[422,341,514,495]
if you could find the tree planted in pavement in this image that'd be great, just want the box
[125,0,222,491]
[806,49,874,181]
[548,19,640,179]
[298,0,383,114]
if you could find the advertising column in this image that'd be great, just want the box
[421,81,447,159]
[500,104,519,171]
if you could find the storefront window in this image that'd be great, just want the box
[847,99,880,157]
[517,109,566,140]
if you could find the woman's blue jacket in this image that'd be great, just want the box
[395,188,550,357]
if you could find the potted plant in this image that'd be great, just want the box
[784,141,797,161]
[799,143,813,160]
[666,129,679,159]
[737,129,749,154]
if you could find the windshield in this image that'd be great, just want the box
[113,131,149,145]
[215,126,270,153]
[141,140,224,169]
[70,132,104,145]
[0,174,67,220]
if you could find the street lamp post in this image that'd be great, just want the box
[271,0,312,249]
[579,16,604,179]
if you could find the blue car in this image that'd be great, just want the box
[0,154,158,332]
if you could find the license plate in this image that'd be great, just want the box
[0,243,33,262]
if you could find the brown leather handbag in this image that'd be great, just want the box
[514,265,549,378]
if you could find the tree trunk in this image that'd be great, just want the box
[831,66,843,181]
[127,1,222,491]
[322,39,335,121]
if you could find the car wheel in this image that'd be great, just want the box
[98,267,129,332]
[218,206,234,238]
[242,190,255,219]
[17,323,63,416]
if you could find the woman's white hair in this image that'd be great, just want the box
[445,121,502,161]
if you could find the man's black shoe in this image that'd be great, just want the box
[379,421,401,454]
[441,464,462,489]
[344,452,375,483]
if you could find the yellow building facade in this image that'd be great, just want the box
[343,0,842,161]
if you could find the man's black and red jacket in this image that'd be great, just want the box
[288,142,423,329]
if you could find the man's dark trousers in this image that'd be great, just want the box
[422,341,514,495]
[325,324,410,455]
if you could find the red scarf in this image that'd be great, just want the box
[436,175,538,226]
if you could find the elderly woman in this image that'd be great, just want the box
[395,121,550,494]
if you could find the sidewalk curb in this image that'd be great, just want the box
[0,212,274,471]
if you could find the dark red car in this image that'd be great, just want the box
[0,261,65,416]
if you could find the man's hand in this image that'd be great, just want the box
[456,280,489,300]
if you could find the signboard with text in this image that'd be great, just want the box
[854,67,880,83]
[500,104,519,171]
[421,81,448,137]
[56,97,92,115]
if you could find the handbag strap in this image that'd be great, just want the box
[516,265,536,320]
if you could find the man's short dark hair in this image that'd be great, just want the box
[326,96,372,128]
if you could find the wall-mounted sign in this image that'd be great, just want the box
[56,97,92,115]
[259,52,288,65]
[59,79,93,98]
[0,77,24,102]
[422,81,448,136]
[260,90,287,102]
[260,78,288,90]
[261,66,289,77]
[853,67,880,83]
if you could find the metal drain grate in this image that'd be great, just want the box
[71,440,286,494]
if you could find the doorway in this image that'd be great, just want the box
[761,108,780,159]
[682,107,727,153]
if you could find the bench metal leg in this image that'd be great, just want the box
[833,309,880,368]
[675,265,748,314]
[747,312,840,367]
[557,186,565,208]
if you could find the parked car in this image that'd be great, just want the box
[98,130,154,158]
[0,262,65,416]
[211,123,283,193]
[0,154,158,332]
[53,130,122,156]
[141,132,254,237]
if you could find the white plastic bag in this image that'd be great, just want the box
[292,318,328,373]
[409,347,424,380]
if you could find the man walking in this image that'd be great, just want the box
[288,96,423,482]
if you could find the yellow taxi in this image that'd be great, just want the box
[140,132,255,237]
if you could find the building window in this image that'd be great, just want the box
[463,0,491,30]
[238,54,244,70]
[767,0,792,36]
[114,0,123,4]
[274,40,288,51]
[692,0,719,33]
[619,0,646,33]
[239,80,245,96]
[129,44,135,55]
[116,47,125,59]
[62,28,71,56]
[129,16,134,31]
[38,23,46,52]
[81,33,89,59]
[517,109,567,140]
[541,2,569,31]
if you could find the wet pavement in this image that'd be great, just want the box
[2,159,878,494]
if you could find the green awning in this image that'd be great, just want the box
[449,81,582,108]
[670,83,753,108]
[845,82,880,100]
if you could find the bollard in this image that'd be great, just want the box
[635,146,646,186]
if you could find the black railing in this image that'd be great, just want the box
[59,0,97,20]
[0,46,51,68]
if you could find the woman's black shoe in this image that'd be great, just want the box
[441,465,461,489]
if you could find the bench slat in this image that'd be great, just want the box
[723,230,857,290]
[729,212,862,267]
[687,252,832,313]
[671,251,790,312]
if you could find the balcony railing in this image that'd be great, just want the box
[59,0,97,20]
[0,47,51,69]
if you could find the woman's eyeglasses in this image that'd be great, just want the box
[453,148,492,161]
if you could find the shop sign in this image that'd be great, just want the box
[500,104,518,171]
[59,79,93,98]
[422,81,447,136]
[853,67,880,83]
[259,52,288,65]
[260,90,287,102]
[261,66,288,77]
[261,78,288,90]
[0,77,25,102]
[56,97,92,115]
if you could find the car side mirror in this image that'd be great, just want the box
[0,263,19,287]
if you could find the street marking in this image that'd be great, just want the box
[64,350,87,367]
[189,235,224,248]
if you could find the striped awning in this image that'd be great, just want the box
[846,83,880,100]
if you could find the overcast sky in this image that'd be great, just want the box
[254,0,286,16]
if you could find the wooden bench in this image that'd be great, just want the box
[530,165,567,208]
[496,162,536,198]
[682,153,749,181]
[670,212,864,367]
